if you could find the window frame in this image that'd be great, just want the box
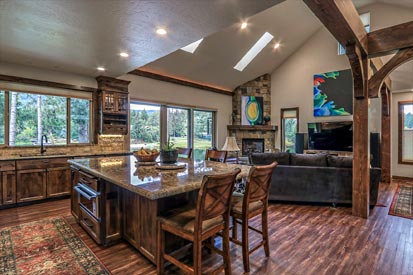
[398,100,413,165]
[280,107,299,152]
[0,89,92,147]
[130,99,217,155]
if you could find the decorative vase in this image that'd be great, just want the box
[160,150,178,163]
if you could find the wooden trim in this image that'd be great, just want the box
[280,107,299,152]
[368,21,413,57]
[0,74,96,93]
[398,101,413,165]
[128,69,233,96]
[227,125,278,131]
[369,47,413,98]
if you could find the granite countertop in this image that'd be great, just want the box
[68,156,250,200]
[0,151,132,161]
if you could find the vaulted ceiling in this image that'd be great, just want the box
[0,0,281,77]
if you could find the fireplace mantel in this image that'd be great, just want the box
[227,125,278,131]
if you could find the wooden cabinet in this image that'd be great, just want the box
[71,167,80,221]
[95,76,130,136]
[16,157,71,204]
[17,169,47,202]
[0,161,17,206]
[2,171,16,205]
[47,167,71,198]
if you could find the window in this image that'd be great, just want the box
[130,102,216,159]
[2,90,91,146]
[338,12,370,55]
[281,108,299,153]
[130,103,161,150]
[167,107,189,148]
[399,101,413,164]
[70,98,90,143]
[193,110,214,160]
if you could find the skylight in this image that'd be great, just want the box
[234,32,274,72]
[181,38,204,54]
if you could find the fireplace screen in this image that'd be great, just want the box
[242,138,264,156]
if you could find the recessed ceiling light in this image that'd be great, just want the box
[156,28,167,35]
[181,38,204,53]
[274,43,280,49]
[234,32,274,72]
[241,22,248,30]
[119,52,129,57]
[97,67,106,71]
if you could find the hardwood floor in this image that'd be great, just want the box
[0,178,412,275]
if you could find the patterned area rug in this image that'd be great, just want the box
[389,185,413,219]
[0,217,110,275]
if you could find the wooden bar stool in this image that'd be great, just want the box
[157,168,241,275]
[177,147,192,158]
[230,162,277,272]
[205,149,227,162]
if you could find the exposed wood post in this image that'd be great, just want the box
[347,44,370,218]
[380,86,392,183]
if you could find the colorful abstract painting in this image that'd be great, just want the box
[314,70,353,116]
[241,96,263,125]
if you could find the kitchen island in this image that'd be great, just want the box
[68,156,249,263]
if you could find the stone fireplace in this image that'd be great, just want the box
[228,74,277,153]
[242,138,264,156]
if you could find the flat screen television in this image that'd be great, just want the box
[308,121,353,152]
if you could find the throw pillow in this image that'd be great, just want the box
[290,153,327,167]
[327,155,353,168]
[249,152,290,165]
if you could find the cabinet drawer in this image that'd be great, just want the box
[78,171,98,191]
[0,161,15,172]
[79,206,101,244]
[48,158,70,169]
[17,159,50,170]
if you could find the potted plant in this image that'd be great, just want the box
[160,136,178,163]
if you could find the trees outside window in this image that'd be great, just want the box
[281,108,299,153]
[3,91,90,146]
[399,101,413,164]
[130,103,161,150]
[130,102,216,159]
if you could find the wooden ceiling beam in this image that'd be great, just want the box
[303,0,368,54]
[368,21,413,57]
[129,69,233,96]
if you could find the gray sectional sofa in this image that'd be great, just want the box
[249,152,381,206]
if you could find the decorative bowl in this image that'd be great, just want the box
[133,151,160,162]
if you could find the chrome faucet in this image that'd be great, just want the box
[40,135,48,155]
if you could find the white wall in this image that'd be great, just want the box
[118,74,232,148]
[0,61,97,88]
[270,27,356,148]
[391,91,413,178]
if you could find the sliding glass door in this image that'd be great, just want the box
[130,103,161,150]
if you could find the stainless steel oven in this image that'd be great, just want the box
[74,182,101,220]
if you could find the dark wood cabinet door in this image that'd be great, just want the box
[16,169,46,203]
[2,171,16,205]
[71,168,80,221]
[47,167,71,198]
[122,190,140,248]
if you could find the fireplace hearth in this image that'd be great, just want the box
[242,138,264,156]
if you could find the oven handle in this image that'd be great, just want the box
[74,185,98,200]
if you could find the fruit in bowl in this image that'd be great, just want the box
[133,148,160,162]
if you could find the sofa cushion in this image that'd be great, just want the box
[327,155,353,168]
[249,152,290,165]
[290,153,327,167]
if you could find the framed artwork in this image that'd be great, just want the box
[241,96,263,125]
[313,69,353,116]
